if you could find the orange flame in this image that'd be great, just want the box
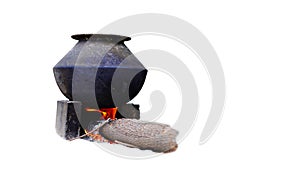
[85,107,117,120]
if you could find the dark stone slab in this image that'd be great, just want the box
[55,100,85,140]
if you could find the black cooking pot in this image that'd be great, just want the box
[53,34,147,108]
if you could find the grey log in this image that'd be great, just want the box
[99,119,179,153]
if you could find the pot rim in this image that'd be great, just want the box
[71,34,131,42]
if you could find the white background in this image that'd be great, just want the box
[1,0,300,168]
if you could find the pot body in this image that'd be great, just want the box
[53,34,147,108]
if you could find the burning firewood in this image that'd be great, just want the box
[84,107,178,152]
[98,119,178,153]
[56,101,178,153]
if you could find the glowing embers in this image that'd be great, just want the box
[84,119,114,144]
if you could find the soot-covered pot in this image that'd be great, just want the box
[53,34,147,120]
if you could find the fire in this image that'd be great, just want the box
[84,107,117,142]
[85,107,117,120]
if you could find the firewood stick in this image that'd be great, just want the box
[98,119,178,153]
[69,119,111,141]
